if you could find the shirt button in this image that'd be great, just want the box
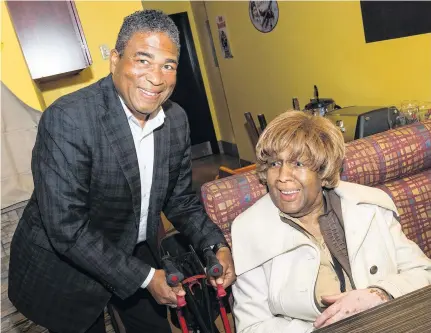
[370,265,378,274]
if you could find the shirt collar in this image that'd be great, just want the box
[118,96,165,128]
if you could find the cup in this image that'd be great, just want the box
[418,101,431,121]
[400,100,419,124]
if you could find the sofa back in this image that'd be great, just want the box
[341,120,431,185]
[201,120,431,257]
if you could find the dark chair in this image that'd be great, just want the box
[244,112,267,149]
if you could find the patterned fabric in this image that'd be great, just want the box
[201,121,431,255]
[341,120,431,186]
[201,170,267,246]
[376,170,431,257]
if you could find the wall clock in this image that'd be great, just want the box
[249,1,279,33]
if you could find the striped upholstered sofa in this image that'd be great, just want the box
[201,120,431,258]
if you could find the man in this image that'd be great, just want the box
[8,10,235,333]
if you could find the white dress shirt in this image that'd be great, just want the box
[120,97,165,288]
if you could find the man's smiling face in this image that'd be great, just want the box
[110,31,178,117]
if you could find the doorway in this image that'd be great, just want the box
[169,12,219,159]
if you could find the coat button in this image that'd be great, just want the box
[370,265,378,274]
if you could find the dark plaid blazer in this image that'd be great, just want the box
[8,75,226,333]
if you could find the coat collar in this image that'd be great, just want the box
[97,75,141,228]
[232,194,308,275]
[334,181,398,264]
[334,181,398,215]
[232,181,398,275]
[97,75,173,239]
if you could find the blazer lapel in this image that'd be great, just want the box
[98,75,141,227]
[146,114,170,239]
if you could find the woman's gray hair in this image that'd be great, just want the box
[115,9,180,56]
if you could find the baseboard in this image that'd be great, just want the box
[216,141,254,167]
[218,140,239,157]
[240,159,254,167]
[191,141,213,160]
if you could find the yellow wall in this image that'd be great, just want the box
[1,2,45,110]
[203,1,431,161]
[4,0,430,161]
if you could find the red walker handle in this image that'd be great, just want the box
[176,307,188,333]
[176,294,187,308]
[204,248,233,333]
[216,284,227,298]
[216,284,232,333]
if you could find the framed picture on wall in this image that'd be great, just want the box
[249,0,279,33]
[216,15,234,59]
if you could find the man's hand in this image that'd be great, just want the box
[314,288,390,328]
[146,269,186,307]
[208,247,236,289]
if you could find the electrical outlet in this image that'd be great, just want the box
[99,44,110,60]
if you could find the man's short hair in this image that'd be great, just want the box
[115,9,180,56]
[256,111,345,188]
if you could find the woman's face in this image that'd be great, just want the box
[266,149,324,218]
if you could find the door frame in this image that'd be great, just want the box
[170,12,219,157]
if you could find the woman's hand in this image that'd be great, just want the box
[314,288,390,328]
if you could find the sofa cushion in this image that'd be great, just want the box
[376,169,431,258]
[341,120,431,186]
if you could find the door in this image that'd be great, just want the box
[169,12,219,159]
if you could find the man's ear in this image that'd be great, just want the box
[110,49,120,74]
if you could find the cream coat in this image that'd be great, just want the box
[231,181,431,333]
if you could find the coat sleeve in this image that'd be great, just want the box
[372,209,431,298]
[33,106,150,300]
[163,113,226,250]
[233,266,314,333]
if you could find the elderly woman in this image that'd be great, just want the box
[231,111,431,332]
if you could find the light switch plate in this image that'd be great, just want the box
[99,44,110,60]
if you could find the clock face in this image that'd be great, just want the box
[249,0,279,33]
